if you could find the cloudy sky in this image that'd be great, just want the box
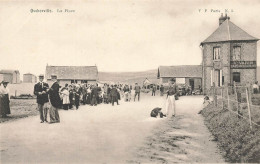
[0,0,260,76]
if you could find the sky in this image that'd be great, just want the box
[0,0,260,76]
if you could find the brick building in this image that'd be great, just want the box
[23,73,37,83]
[0,70,20,84]
[200,14,258,93]
[45,65,98,86]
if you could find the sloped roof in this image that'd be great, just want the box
[158,65,202,78]
[45,66,98,80]
[201,19,258,45]
[0,69,19,74]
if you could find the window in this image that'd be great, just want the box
[232,46,241,61]
[213,47,220,60]
[233,72,240,83]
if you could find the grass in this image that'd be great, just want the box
[201,103,260,163]
[0,99,38,123]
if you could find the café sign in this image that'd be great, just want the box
[230,61,256,69]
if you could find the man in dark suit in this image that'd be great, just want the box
[111,85,119,106]
[34,74,49,123]
[91,85,98,106]
[48,75,61,123]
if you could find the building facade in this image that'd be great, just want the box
[23,73,37,83]
[0,70,20,84]
[157,65,202,90]
[201,14,258,93]
[45,65,98,86]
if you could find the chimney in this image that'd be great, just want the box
[219,13,230,26]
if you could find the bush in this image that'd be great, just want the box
[201,104,260,163]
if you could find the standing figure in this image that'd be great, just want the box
[68,85,74,109]
[152,85,156,96]
[134,83,141,101]
[111,85,119,106]
[48,75,61,124]
[74,86,80,109]
[33,75,49,123]
[60,84,70,110]
[123,85,130,101]
[82,84,87,105]
[165,79,178,118]
[0,81,11,118]
[91,85,98,106]
[160,85,164,96]
[253,81,259,94]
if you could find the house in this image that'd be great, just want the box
[157,65,202,90]
[200,14,258,93]
[143,78,160,89]
[23,73,37,83]
[0,69,20,84]
[45,66,98,86]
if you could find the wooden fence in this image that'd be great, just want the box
[208,82,260,130]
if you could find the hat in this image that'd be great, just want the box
[39,74,44,78]
[1,80,9,84]
[51,74,57,79]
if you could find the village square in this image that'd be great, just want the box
[1,0,260,163]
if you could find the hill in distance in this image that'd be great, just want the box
[99,66,260,84]
[98,69,158,84]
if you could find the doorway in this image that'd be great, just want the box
[189,79,194,91]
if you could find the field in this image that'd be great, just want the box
[0,99,37,123]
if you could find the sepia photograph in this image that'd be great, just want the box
[0,0,260,163]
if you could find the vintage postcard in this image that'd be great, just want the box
[0,0,259,163]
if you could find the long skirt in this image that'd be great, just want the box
[165,95,175,118]
[0,94,11,116]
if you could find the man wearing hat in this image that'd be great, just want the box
[0,80,11,118]
[48,74,61,123]
[34,74,49,123]
[165,78,178,118]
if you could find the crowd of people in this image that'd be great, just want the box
[32,74,143,123]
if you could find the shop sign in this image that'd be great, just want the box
[230,61,256,69]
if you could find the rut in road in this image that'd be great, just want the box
[129,96,225,163]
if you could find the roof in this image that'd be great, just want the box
[0,69,19,74]
[24,73,35,75]
[201,19,258,45]
[45,66,98,80]
[158,65,202,78]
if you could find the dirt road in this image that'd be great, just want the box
[0,94,224,163]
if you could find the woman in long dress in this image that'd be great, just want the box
[0,81,11,118]
[61,86,70,110]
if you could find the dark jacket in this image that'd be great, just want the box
[150,107,164,118]
[91,87,98,98]
[110,88,118,97]
[49,82,61,108]
[34,82,49,105]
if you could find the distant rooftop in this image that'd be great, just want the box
[0,69,19,74]
[45,66,98,80]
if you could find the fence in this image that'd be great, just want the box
[207,82,260,130]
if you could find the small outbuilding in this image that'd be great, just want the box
[45,65,98,86]
[157,65,202,91]
[23,73,37,83]
[0,69,20,84]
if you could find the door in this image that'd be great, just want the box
[189,79,194,91]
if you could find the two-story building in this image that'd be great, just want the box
[200,14,258,93]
